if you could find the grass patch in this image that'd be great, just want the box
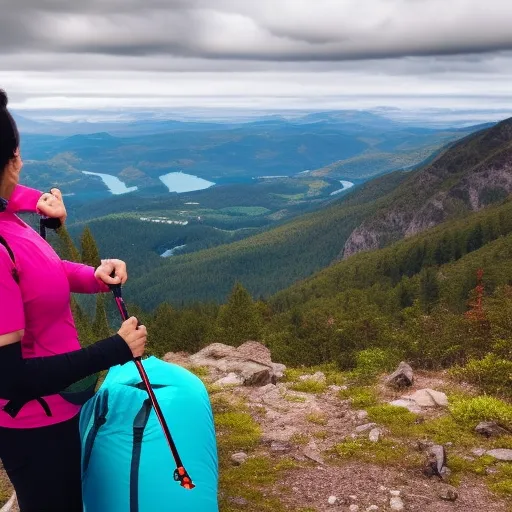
[449,395,512,430]
[289,380,327,394]
[290,433,310,446]
[338,386,378,408]
[219,456,298,512]
[366,405,418,434]
[283,393,307,403]
[488,462,512,498]
[215,411,261,452]
[306,413,328,425]
[188,365,210,379]
[332,438,418,466]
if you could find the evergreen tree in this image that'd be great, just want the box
[55,226,81,262]
[71,297,94,347]
[80,226,101,267]
[215,282,263,346]
[92,294,111,339]
[147,303,180,357]
[419,267,440,313]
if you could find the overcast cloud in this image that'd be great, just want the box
[1,0,512,117]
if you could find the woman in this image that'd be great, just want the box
[0,89,147,511]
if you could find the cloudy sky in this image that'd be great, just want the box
[2,0,512,119]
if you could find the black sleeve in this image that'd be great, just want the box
[0,334,133,403]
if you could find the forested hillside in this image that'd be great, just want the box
[118,118,512,308]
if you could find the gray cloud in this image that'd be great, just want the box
[1,0,512,114]
[1,0,512,61]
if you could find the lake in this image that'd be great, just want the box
[330,180,355,196]
[161,244,187,257]
[159,172,215,193]
[82,171,138,195]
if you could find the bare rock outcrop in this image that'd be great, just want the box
[164,341,286,387]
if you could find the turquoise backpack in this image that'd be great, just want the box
[79,356,219,512]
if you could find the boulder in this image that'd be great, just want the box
[486,449,512,461]
[437,485,458,501]
[386,361,414,389]
[176,341,286,387]
[423,444,447,478]
[402,389,448,408]
[475,421,512,438]
[389,399,423,414]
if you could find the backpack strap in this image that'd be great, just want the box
[0,235,19,283]
[82,390,110,475]
[130,399,152,512]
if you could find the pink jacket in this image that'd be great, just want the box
[0,185,109,428]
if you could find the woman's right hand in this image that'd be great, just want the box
[117,316,147,358]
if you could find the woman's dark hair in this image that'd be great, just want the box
[0,89,20,173]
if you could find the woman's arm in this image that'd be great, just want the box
[61,260,111,294]
[0,250,133,403]
[5,184,43,214]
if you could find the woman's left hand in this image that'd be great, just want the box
[37,188,67,224]
[94,259,128,285]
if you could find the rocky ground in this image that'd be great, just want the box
[1,342,511,511]
[166,341,512,512]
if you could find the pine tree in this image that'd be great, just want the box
[71,297,94,347]
[55,225,81,262]
[419,267,440,313]
[92,294,111,339]
[80,226,101,267]
[215,282,263,346]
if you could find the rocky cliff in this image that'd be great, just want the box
[342,118,512,259]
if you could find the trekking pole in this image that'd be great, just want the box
[108,274,195,490]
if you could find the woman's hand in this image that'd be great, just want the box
[94,258,128,285]
[117,316,146,358]
[37,188,67,224]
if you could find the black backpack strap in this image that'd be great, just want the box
[82,390,110,475]
[0,235,18,283]
[130,399,152,512]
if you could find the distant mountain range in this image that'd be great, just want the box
[17,110,487,201]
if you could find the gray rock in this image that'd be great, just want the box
[214,372,244,387]
[390,496,404,511]
[386,361,414,388]
[424,445,447,478]
[299,371,326,382]
[389,399,423,414]
[366,507,379,512]
[229,496,249,506]
[189,341,283,387]
[231,452,248,465]
[471,448,486,457]
[404,389,448,407]
[357,410,369,420]
[438,485,458,501]
[486,449,512,461]
[476,421,512,438]
[270,441,292,453]
[369,428,381,442]
[349,505,360,512]
[303,441,324,464]
[355,423,377,433]
[327,495,338,505]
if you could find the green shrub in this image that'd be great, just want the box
[450,354,512,397]
[449,395,512,430]
[338,386,378,408]
[367,405,418,432]
[289,380,327,394]
[348,348,402,383]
